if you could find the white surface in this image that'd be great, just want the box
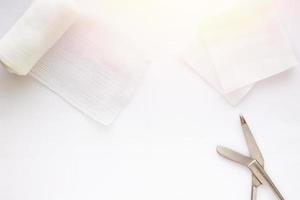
[1,0,300,200]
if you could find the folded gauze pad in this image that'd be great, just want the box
[197,0,298,93]
[184,0,298,104]
[0,0,78,75]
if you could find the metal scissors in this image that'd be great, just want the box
[217,115,285,200]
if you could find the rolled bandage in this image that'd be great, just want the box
[0,0,78,75]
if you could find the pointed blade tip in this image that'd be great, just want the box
[240,114,246,125]
[216,145,222,153]
[216,146,225,156]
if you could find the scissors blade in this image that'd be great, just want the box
[217,146,254,167]
[240,115,264,167]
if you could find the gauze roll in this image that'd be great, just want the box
[0,0,148,125]
[0,0,78,75]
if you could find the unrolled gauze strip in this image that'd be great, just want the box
[29,16,148,125]
[0,0,78,75]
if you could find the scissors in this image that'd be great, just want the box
[217,115,285,200]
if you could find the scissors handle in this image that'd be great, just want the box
[251,185,257,200]
[249,161,285,200]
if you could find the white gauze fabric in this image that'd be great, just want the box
[184,43,253,105]
[0,0,78,75]
[30,17,147,125]
[0,0,148,125]
[184,0,298,104]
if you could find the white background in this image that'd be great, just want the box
[1,0,300,199]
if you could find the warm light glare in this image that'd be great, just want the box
[76,0,277,56]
